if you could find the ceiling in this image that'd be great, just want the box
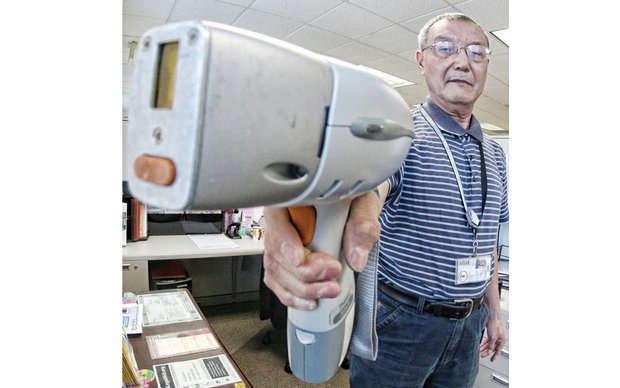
[122,0,509,135]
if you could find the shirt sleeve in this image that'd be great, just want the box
[386,164,403,202]
[497,146,509,224]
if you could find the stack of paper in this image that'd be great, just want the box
[187,234,240,250]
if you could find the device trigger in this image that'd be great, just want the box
[288,206,316,246]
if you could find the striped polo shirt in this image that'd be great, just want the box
[379,98,509,300]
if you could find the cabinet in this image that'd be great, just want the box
[122,260,149,293]
[474,291,509,387]
[183,256,233,306]
[121,235,265,305]
[474,365,509,388]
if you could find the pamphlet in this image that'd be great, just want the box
[146,328,221,359]
[122,303,143,335]
[154,355,243,388]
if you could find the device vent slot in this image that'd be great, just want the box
[318,180,342,199]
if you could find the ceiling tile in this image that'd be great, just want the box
[350,0,448,23]
[122,14,166,37]
[396,69,425,85]
[123,0,175,19]
[443,0,470,4]
[475,94,509,117]
[250,0,342,23]
[283,25,351,53]
[169,0,245,24]
[483,86,509,106]
[121,0,509,132]
[489,71,508,85]
[399,7,453,36]
[397,48,417,62]
[364,55,417,75]
[488,34,508,55]
[396,84,429,107]
[474,107,510,135]
[488,53,508,81]
[218,0,254,6]
[310,3,392,39]
[483,73,506,89]
[454,0,509,32]
[326,41,390,64]
[359,25,419,54]
[474,109,509,131]
[233,9,303,38]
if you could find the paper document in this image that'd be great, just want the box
[138,291,202,327]
[154,355,243,388]
[188,234,240,250]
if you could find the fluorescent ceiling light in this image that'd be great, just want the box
[491,28,510,47]
[357,65,415,88]
[481,122,506,132]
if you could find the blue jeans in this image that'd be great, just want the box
[350,286,489,388]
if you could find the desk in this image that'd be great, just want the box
[127,289,252,387]
[123,235,264,304]
[123,235,264,261]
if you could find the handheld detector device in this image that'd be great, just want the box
[126,21,413,383]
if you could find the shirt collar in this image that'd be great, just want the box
[423,97,484,143]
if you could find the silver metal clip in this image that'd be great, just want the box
[452,298,474,320]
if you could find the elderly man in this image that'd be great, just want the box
[263,12,508,388]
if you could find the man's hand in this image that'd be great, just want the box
[262,206,343,311]
[262,185,386,311]
[480,315,508,362]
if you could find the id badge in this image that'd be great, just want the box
[455,255,492,285]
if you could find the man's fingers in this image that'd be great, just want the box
[263,250,342,310]
[343,218,380,272]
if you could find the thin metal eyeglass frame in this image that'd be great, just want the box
[421,42,491,61]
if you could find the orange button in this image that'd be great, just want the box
[134,154,176,186]
[288,206,316,246]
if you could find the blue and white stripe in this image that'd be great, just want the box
[379,101,509,300]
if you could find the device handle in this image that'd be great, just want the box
[286,201,355,383]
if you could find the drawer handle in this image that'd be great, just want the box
[501,349,509,359]
[492,373,509,386]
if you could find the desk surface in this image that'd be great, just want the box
[123,234,264,261]
[128,289,253,388]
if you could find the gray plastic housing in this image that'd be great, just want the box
[126,21,413,211]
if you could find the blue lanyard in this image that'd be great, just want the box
[420,107,487,238]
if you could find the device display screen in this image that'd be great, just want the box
[153,41,178,109]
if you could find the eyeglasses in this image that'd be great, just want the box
[421,41,491,62]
